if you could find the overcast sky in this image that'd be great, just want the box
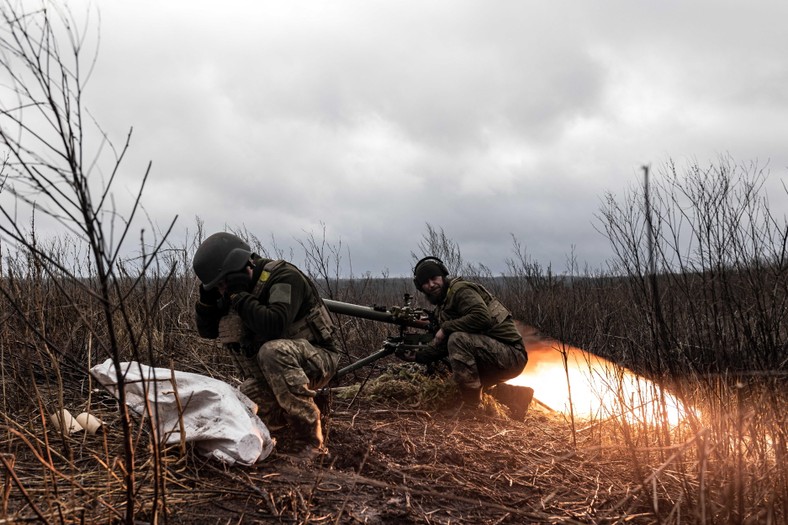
[32,1,788,276]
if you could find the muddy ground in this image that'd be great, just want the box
[150,394,656,525]
[2,355,678,525]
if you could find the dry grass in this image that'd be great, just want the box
[2,355,783,524]
[0,238,784,524]
[0,374,694,524]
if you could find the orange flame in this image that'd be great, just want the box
[507,324,696,426]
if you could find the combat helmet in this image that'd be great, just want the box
[193,232,252,289]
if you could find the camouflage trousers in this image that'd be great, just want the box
[236,339,338,448]
[446,332,527,390]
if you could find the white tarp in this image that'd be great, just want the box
[91,359,274,466]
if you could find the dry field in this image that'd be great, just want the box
[0,375,712,524]
[2,325,783,524]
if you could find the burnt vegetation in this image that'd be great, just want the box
[1,3,785,524]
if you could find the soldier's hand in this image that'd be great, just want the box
[225,270,252,296]
[432,328,447,346]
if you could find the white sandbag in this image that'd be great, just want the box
[90,359,274,466]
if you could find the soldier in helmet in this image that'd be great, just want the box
[193,232,338,460]
[408,256,531,418]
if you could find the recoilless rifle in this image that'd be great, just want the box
[322,294,536,419]
[323,294,436,378]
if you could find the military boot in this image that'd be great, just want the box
[458,385,483,409]
[259,402,288,432]
[489,383,534,421]
[282,417,328,463]
[239,378,287,431]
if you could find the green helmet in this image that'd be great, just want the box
[193,232,252,290]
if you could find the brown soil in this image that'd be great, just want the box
[3,371,667,524]
[148,396,656,525]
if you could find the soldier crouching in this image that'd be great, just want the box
[193,232,338,461]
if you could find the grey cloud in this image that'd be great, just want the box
[50,0,788,277]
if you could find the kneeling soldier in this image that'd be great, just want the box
[193,232,338,460]
[410,257,531,418]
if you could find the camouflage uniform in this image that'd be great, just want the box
[416,278,527,392]
[196,257,338,449]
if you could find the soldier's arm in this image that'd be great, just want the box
[231,272,307,340]
[440,287,493,336]
[195,286,228,339]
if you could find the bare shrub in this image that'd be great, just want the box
[0,3,179,522]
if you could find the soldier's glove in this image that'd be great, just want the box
[225,270,252,297]
[198,284,221,306]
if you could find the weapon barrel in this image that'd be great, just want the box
[324,299,430,330]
